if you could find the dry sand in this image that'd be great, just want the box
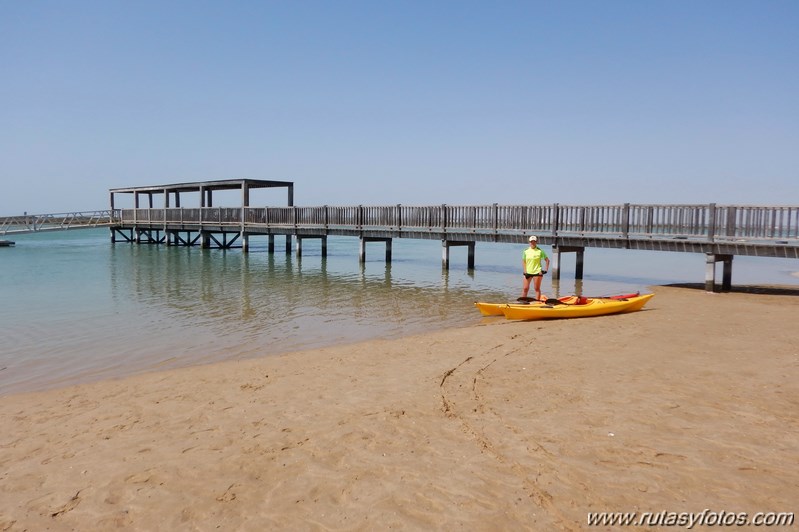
[2,285,798,531]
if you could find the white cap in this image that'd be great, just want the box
[528,235,538,242]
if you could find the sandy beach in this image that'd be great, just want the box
[2,285,798,530]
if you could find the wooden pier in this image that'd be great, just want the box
[105,180,799,292]
[2,179,797,292]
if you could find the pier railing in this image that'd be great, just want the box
[5,204,798,243]
[0,210,115,235]
[116,204,799,242]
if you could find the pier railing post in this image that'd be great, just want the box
[707,203,717,242]
[397,204,402,233]
[553,203,560,238]
[622,203,630,238]
[579,206,586,233]
[726,206,737,238]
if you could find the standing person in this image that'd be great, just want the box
[521,235,550,301]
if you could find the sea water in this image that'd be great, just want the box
[1,229,797,396]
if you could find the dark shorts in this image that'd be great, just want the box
[524,273,542,279]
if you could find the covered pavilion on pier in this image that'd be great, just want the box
[109,179,294,210]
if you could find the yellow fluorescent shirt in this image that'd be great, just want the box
[523,247,548,274]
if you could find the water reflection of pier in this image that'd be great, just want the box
[110,243,493,339]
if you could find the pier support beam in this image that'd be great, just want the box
[241,233,249,253]
[133,228,165,244]
[169,231,200,247]
[359,237,392,263]
[295,235,328,258]
[551,246,585,280]
[264,235,294,254]
[135,229,163,244]
[441,240,476,270]
[705,253,733,292]
[111,228,133,243]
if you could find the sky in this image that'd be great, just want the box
[1,0,798,214]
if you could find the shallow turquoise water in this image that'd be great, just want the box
[1,229,797,395]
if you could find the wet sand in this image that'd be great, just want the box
[1,285,798,530]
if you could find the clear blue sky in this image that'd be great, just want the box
[1,0,797,214]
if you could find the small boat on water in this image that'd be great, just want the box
[501,293,654,321]
[0,240,15,247]
[474,292,640,317]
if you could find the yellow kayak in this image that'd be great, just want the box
[501,293,654,321]
[474,292,640,317]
